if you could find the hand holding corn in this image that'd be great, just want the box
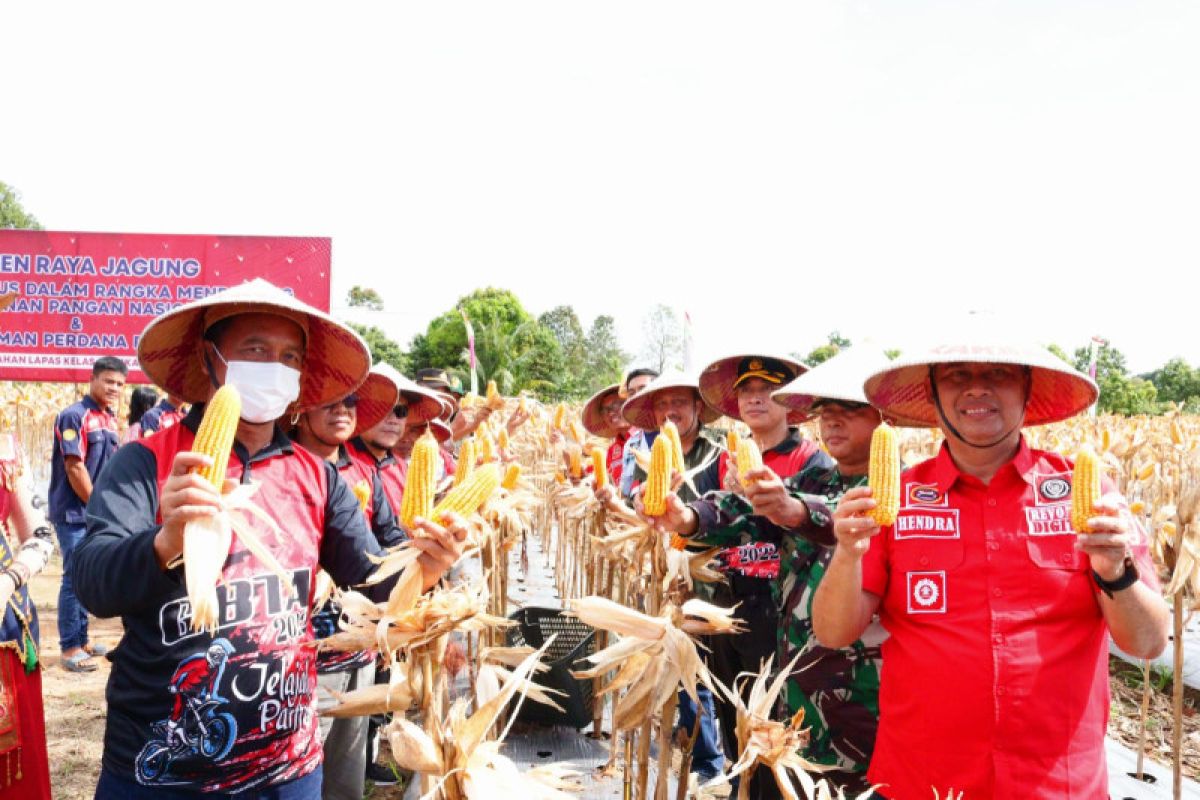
[829,485,884,557]
[1074,493,1138,582]
[406,511,472,591]
[742,466,809,530]
[154,450,236,569]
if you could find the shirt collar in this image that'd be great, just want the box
[82,395,112,415]
[930,435,1035,492]
[765,427,803,456]
[335,444,353,470]
[350,436,395,467]
[183,402,296,462]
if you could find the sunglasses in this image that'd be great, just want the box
[322,394,359,412]
[392,404,410,419]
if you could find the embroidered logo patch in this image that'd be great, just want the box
[893,508,960,540]
[1025,504,1075,536]
[907,571,947,614]
[1033,472,1073,506]
[905,482,947,507]
[62,429,77,441]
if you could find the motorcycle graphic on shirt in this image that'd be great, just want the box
[135,639,239,785]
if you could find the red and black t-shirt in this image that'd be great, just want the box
[73,405,397,794]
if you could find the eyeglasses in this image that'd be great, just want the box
[392,404,410,418]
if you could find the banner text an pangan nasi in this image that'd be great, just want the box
[0,230,332,384]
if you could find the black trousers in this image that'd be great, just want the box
[707,576,782,800]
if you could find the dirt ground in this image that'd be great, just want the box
[31,554,1200,797]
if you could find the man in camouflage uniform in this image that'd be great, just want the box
[658,347,891,794]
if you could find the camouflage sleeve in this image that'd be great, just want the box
[689,490,787,548]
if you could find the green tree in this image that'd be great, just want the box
[584,315,629,394]
[408,288,565,397]
[348,322,408,373]
[347,286,384,311]
[1148,358,1200,406]
[0,182,41,229]
[539,305,588,397]
[1070,342,1159,415]
[805,331,852,367]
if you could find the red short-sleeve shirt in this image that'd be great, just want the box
[860,438,1159,800]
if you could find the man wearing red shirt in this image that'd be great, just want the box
[813,336,1170,800]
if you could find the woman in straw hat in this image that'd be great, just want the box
[660,347,892,795]
[813,331,1169,800]
[72,279,469,799]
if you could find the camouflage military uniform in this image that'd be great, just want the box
[690,463,882,793]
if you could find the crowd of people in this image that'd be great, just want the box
[0,279,1174,799]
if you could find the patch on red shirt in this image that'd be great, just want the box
[1034,472,1073,505]
[1024,503,1075,536]
[906,571,947,614]
[893,508,960,540]
[904,482,947,507]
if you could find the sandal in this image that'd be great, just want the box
[62,652,98,673]
[85,643,111,658]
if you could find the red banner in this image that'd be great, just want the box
[0,230,332,384]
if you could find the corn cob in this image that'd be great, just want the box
[497,428,509,451]
[454,438,476,486]
[478,433,497,463]
[669,533,689,551]
[726,429,740,454]
[502,463,522,490]
[642,434,672,516]
[661,420,684,475]
[553,403,566,431]
[185,385,241,632]
[592,448,607,489]
[554,470,567,485]
[432,462,501,520]
[866,422,900,526]
[1171,420,1185,446]
[401,431,438,529]
[736,436,764,486]
[518,395,528,414]
[1071,447,1102,533]
[570,419,586,445]
[567,445,583,479]
[351,480,371,511]
[485,379,505,411]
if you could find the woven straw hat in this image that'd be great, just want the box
[351,370,400,437]
[621,372,721,431]
[370,363,444,426]
[863,333,1097,428]
[699,353,807,423]
[582,384,624,439]
[138,278,370,410]
[773,346,895,418]
[429,418,453,444]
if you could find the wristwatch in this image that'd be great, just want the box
[1092,556,1138,598]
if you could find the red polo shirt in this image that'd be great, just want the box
[860,438,1158,800]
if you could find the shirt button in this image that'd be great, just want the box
[1061,553,1073,563]
[919,556,929,566]
[993,633,1004,644]
[987,498,997,507]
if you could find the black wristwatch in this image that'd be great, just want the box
[1093,556,1138,598]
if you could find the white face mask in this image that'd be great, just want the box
[213,348,302,424]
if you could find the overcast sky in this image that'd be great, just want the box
[3,1,1197,375]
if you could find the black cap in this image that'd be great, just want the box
[733,356,794,388]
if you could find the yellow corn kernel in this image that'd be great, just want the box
[553,403,566,431]
[736,437,764,486]
[642,434,672,516]
[554,470,567,485]
[479,434,497,464]
[497,428,509,451]
[401,431,438,529]
[1070,447,1102,533]
[1100,428,1111,452]
[592,448,607,489]
[726,429,740,454]
[568,445,583,479]
[486,379,505,410]
[432,462,501,520]
[185,385,241,632]
[192,385,241,489]
[669,533,689,551]
[866,422,900,527]
[454,438,476,486]
[661,421,684,475]
[502,463,522,490]
[570,419,586,445]
[1129,500,1146,515]
[351,480,371,511]
[1137,463,1155,481]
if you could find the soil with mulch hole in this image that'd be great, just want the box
[31,554,1199,796]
